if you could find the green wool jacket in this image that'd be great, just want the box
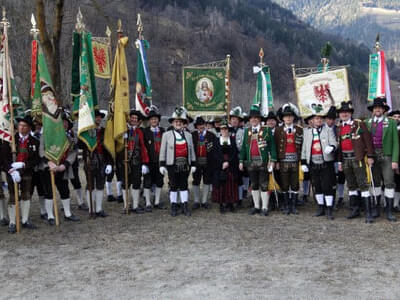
[366,116,399,163]
[239,126,277,164]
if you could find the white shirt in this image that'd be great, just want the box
[284,124,294,133]
[219,136,231,145]
[373,116,384,123]
[342,119,353,126]
[19,133,29,142]
[251,125,261,133]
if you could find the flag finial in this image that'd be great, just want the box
[30,14,39,38]
[75,7,85,32]
[1,7,9,27]
[375,33,381,52]
[106,25,111,38]
[137,14,143,39]
[259,48,264,66]
[117,19,123,34]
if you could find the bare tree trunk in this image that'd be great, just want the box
[36,0,64,104]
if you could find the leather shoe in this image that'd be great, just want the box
[65,214,80,222]
[0,218,9,226]
[107,195,116,202]
[8,224,16,234]
[22,222,37,229]
[145,205,152,213]
[78,203,89,211]
[131,208,145,214]
[48,218,55,226]
[96,210,108,218]
[249,208,260,215]
[192,202,201,210]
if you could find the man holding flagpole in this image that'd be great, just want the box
[366,98,398,222]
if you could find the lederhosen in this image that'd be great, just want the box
[247,130,269,192]
[68,129,82,190]
[30,132,45,198]
[168,131,190,191]
[370,119,396,192]
[279,127,302,192]
[309,128,335,197]
[42,146,71,200]
[118,127,147,190]
[6,135,39,203]
[83,128,111,190]
[339,123,369,192]
[143,127,164,189]
[192,131,214,186]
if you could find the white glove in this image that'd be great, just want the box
[11,162,25,170]
[123,133,128,139]
[324,145,335,155]
[268,165,273,172]
[141,165,149,175]
[10,170,21,183]
[48,161,57,171]
[159,166,167,175]
[57,164,66,172]
[190,166,197,174]
[301,165,309,173]
[105,165,112,175]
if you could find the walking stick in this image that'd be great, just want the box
[369,165,377,206]
[50,170,60,226]
[271,170,279,209]
[87,153,95,218]
[124,136,129,214]
[2,10,20,233]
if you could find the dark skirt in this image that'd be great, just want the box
[212,170,239,204]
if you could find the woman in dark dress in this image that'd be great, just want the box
[211,120,239,213]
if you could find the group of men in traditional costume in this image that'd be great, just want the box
[2,96,400,234]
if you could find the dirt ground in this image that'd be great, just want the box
[1,182,400,300]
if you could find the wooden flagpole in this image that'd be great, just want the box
[2,7,20,233]
[117,19,129,215]
[225,54,231,116]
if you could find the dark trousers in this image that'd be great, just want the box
[279,162,299,192]
[107,160,123,183]
[395,173,400,192]
[167,167,189,191]
[42,169,70,200]
[310,162,335,196]
[143,162,163,188]
[122,164,142,190]
[85,166,106,190]
[70,160,82,190]
[192,164,213,185]
[248,163,268,191]
[7,172,32,203]
[31,170,44,197]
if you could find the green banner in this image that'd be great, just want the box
[253,66,273,111]
[36,41,69,163]
[183,67,226,114]
[71,31,98,152]
[368,53,379,102]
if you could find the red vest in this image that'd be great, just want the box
[311,135,322,155]
[340,124,353,152]
[17,137,29,162]
[285,132,296,154]
[175,133,188,158]
[154,131,161,156]
[250,138,260,157]
[96,129,104,155]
